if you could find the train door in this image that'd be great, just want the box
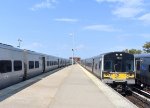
[42,57,46,73]
[99,60,102,73]
[84,60,86,68]
[58,59,59,68]
[114,59,122,72]
[135,58,141,79]
[23,62,27,80]
[23,51,27,80]
[92,59,94,73]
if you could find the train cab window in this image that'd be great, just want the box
[35,61,39,68]
[29,61,34,69]
[104,60,113,71]
[0,60,12,73]
[14,61,22,71]
[125,60,134,72]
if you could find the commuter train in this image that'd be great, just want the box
[81,52,135,92]
[0,43,70,90]
[134,54,150,90]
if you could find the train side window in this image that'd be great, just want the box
[29,61,34,69]
[14,61,22,71]
[95,64,97,70]
[104,60,113,71]
[0,60,12,73]
[47,61,49,66]
[35,61,39,68]
[149,65,150,72]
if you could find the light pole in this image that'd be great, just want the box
[69,33,75,65]
[72,48,74,65]
[17,38,22,48]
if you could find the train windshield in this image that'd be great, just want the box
[104,52,134,72]
[104,60,113,71]
[125,60,134,72]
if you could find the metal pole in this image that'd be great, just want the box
[69,33,75,65]
[72,49,74,65]
[72,33,75,65]
[17,38,22,48]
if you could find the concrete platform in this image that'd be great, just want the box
[0,64,137,108]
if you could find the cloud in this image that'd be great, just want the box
[96,0,144,18]
[84,24,121,32]
[96,0,124,2]
[113,7,143,18]
[54,18,78,22]
[138,13,150,24]
[30,0,57,11]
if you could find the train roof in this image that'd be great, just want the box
[95,51,132,57]
[0,43,23,52]
[134,53,150,58]
[82,51,132,60]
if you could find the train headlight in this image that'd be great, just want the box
[127,73,135,78]
[103,73,111,78]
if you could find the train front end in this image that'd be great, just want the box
[102,52,135,92]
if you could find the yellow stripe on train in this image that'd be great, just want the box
[103,73,135,80]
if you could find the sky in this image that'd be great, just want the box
[0,0,150,59]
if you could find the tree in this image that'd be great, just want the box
[129,49,142,54]
[123,49,142,54]
[143,42,150,53]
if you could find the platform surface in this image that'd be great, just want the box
[0,64,137,108]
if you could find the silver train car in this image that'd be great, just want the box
[134,54,150,89]
[0,43,71,89]
[81,52,135,92]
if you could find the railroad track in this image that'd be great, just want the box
[133,87,150,99]
[125,88,150,108]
